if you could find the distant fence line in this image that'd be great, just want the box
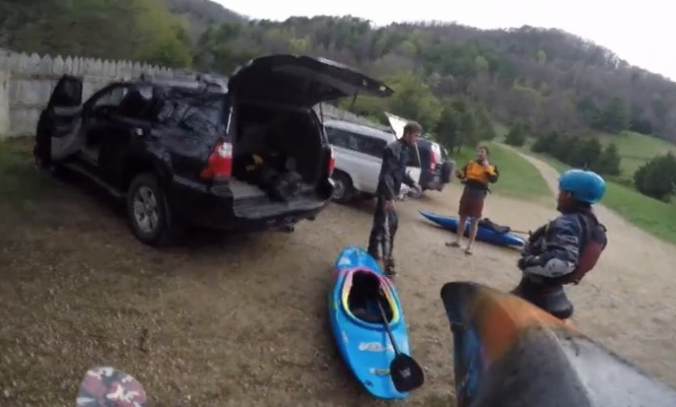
[0,49,380,138]
[0,49,175,137]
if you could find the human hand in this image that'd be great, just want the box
[385,200,396,212]
[518,255,541,270]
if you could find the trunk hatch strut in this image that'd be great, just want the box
[342,89,360,120]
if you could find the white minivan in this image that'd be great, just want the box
[324,119,421,203]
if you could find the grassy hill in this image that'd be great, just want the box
[598,131,676,183]
[451,142,551,203]
[0,0,193,67]
[161,0,246,41]
[4,0,676,147]
[518,135,676,243]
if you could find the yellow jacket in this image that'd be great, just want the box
[457,160,499,190]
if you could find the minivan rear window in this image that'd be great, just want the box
[326,126,386,159]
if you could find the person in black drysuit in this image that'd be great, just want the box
[367,121,422,276]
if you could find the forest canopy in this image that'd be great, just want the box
[3,1,676,148]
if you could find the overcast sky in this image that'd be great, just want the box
[218,0,672,80]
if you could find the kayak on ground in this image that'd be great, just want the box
[328,246,412,399]
[419,210,525,247]
[440,281,676,407]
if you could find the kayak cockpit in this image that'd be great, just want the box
[341,269,399,325]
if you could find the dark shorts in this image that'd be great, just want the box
[459,187,486,219]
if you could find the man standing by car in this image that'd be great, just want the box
[446,144,499,255]
[368,121,422,276]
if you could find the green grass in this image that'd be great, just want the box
[0,139,63,206]
[597,131,676,184]
[448,141,551,202]
[515,143,676,244]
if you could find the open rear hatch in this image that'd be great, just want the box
[228,55,393,106]
[202,55,394,219]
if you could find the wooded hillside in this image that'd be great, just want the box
[193,16,676,145]
[2,1,676,147]
[0,0,194,67]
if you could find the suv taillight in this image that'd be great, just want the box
[328,146,335,176]
[200,140,232,181]
[430,146,440,170]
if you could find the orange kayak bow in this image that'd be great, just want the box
[440,281,676,407]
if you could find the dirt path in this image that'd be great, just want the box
[1,152,675,406]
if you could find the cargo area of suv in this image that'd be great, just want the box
[227,102,327,217]
[199,55,394,223]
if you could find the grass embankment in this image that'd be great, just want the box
[598,131,676,184]
[0,138,60,205]
[448,141,551,203]
[516,136,676,244]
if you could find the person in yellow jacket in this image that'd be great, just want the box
[446,145,499,255]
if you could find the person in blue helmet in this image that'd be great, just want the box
[511,169,608,319]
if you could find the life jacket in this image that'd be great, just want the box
[462,161,496,185]
[558,212,607,285]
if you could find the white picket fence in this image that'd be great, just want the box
[0,49,175,137]
[0,48,381,138]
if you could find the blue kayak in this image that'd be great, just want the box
[328,246,411,399]
[419,210,525,247]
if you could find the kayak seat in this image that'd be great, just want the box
[341,269,399,325]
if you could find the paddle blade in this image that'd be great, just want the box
[390,354,425,392]
[76,366,146,407]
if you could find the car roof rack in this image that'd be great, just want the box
[138,72,227,93]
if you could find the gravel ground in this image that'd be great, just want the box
[1,148,675,406]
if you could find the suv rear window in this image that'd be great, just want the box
[154,90,224,137]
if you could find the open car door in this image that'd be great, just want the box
[35,74,85,165]
[384,111,422,192]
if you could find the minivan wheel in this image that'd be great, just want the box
[331,171,354,204]
[127,172,177,247]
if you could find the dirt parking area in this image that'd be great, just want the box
[1,142,675,406]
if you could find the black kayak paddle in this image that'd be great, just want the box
[376,297,425,393]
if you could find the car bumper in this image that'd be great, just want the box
[168,177,330,232]
[420,170,445,191]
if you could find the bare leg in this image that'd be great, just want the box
[446,215,466,247]
[466,218,479,254]
[457,215,468,243]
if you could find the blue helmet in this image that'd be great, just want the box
[558,169,606,204]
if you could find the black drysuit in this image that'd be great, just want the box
[368,139,416,268]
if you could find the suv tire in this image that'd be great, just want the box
[331,171,355,204]
[126,172,178,247]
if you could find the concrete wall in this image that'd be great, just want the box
[0,48,382,139]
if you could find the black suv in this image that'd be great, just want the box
[34,55,393,246]
[416,137,454,191]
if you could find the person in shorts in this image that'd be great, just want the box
[446,145,499,255]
